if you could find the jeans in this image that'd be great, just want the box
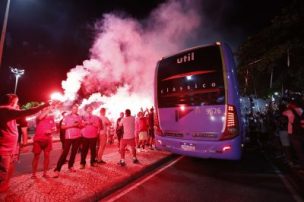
[290,134,304,166]
[55,138,81,171]
[80,137,97,165]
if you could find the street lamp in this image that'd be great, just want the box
[0,0,11,68]
[10,67,25,94]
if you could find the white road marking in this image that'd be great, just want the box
[104,156,184,202]
[267,158,304,202]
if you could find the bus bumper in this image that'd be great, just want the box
[155,136,242,160]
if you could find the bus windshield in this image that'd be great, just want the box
[157,45,225,108]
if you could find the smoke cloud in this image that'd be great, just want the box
[61,0,201,119]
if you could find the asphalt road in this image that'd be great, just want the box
[105,149,303,202]
[14,141,65,177]
[13,141,304,202]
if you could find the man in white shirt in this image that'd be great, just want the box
[118,109,139,166]
[97,108,111,164]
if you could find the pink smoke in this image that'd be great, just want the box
[61,0,201,119]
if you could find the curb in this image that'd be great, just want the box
[261,150,304,199]
[81,153,178,201]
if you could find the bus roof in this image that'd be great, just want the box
[159,42,224,61]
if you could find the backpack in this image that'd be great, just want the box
[291,109,304,135]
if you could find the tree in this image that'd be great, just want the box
[237,0,304,97]
[21,101,41,110]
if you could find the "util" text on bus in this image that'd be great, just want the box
[177,52,195,64]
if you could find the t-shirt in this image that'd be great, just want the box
[99,115,111,135]
[17,117,28,128]
[120,116,135,139]
[0,104,48,155]
[63,113,82,139]
[81,115,100,138]
[136,117,148,132]
[0,107,18,155]
[283,107,303,134]
[34,116,56,141]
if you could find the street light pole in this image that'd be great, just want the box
[0,0,11,68]
[10,67,25,94]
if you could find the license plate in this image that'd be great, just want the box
[181,144,195,151]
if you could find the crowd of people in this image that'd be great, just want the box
[2,91,304,193]
[247,98,304,172]
[115,107,155,166]
[0,93,157,192]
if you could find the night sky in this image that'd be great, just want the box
[0,0,290,105]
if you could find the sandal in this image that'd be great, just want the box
[42,174,51,178]
[53,171,59,178]
[31,175,37,179]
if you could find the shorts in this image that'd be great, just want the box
[279,130,290,147]
[120,138,136,150]
[148,128,155,138]
[32,139,52,154]
[138,131,148,141]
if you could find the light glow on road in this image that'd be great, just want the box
[104,156,184,202]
